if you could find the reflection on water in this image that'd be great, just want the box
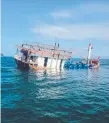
[87,68,100,81]
[28,68,65,81]
[1,57,109,123]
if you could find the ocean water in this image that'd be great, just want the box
[1,57,109,123]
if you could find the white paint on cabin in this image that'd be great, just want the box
[37,57,44,67]
[35,57,38,64]
[15,54,66,70]
[50,58,53,68]
[61,60,65,69]
[47,58,52,68]
[56,59,61,69]
[51,59,57,69]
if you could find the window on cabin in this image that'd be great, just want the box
[30,56,38,63]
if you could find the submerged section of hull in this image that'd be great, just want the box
[15,59,29,70]
[64,62,88,69]
[15,57,65,70]
[64,62,100,69]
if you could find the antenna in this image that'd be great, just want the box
[58,41,59,48]
[54,36,57,47]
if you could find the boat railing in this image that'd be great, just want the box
[16,43,72,59]
[21,43,72,53]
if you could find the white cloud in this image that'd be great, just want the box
[32,23,109,41]
[50,3,109,19]
[32,3,109,41]
[51,11,72,18]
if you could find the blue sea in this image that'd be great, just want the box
[1,57,109,123]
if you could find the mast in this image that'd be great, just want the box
[87,43,93,65]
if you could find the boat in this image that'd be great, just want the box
[64,43,100,69]
[14,42,72,70]
[89,58,100,69]
[87,43,100,69]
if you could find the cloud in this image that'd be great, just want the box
[50,3,109,21]
[32,23,109,41]
[32,3,109,41]
[51,10,72,18]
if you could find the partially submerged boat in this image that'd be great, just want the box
[87,43,100,69]
[14,42,72,70]
[88,58,100,69]
[64,43,100,69]
[14,42,100,70]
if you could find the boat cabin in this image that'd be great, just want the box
[14,43,72,70]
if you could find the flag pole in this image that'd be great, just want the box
[87,43,93,66]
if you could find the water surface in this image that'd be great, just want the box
[1,57,109,123]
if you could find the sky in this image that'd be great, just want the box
[2,0,109,58]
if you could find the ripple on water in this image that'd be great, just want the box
[1,57,109,123]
